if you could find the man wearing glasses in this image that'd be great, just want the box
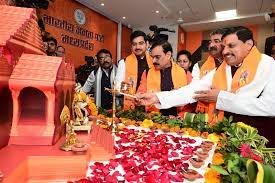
[82,49,116,109]
[115,30,153,109]
[144,40,187,116]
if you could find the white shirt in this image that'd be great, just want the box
[82,67,112,93]
[191,63,200,81]
[115,59,126,91]
[156,54,275,117]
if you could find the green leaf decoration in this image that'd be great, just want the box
[228,160,234,173]
[231,174,241,183]
[246,159,275,183]
[247,160,258,183]
[211,164,229,175]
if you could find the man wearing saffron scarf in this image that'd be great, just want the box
[194,29,227,116]
[116,30,153,109]
[192,28,226,81]
[136,26,275,146]
[81,49,116,110]
[144,40,187,116]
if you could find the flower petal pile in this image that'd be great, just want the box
[87,127,216,182]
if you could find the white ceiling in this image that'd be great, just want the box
[76,0,274,31]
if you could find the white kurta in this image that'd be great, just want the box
[156,54,275,117]
[191,63,201,81]
[81,66,116,107]
[115,59,126,91]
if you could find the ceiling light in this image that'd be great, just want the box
[122,16,126,19]
[100,3,104,6]
[215,9,237,19]
[155,10,159,14]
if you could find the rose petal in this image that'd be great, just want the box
[171,152,179,157]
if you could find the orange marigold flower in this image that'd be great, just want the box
[212,152,224,165]
[201,132,209,139]
[204,168,221,183]
[79,92,87,101]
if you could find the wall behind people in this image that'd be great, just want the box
[185,31,203,54]
[257,24,274,53]
[177,26,186,51]
[41,0,118,68]
[182,24,272,55]
[121,25,132,59]
[134,25,179,58]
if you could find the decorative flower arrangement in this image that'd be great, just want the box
[85,127,215,182]
[70,108,275,183]
[74,91,98,118]
[140,119,154,128]
[204,168,221,183]
[209,122,275,183]
[212,153,224,165]
[240,144,262,162]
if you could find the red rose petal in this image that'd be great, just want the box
[171,151,179,157]
[105,175,118,183]
[160,172,170,183]
[87,127,200,182]
[144,174,157,183]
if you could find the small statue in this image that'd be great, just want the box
[70,84,96,134]
[60,105,70,126]
[73,101,89,125]
[72,84,90,125]
[65,120,77,145]
[60,105,78,151]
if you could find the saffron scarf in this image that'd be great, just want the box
[146,61,187,112]
[124,53,153,110]
[204,46,262,126]
[199,56,216,78]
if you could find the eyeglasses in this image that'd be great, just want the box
[98,55,111,61]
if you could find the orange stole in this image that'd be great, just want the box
[124,53,153,110]
[196,55,217,116]
[146,62,187,112]
[205,46,262,126]
[199,56,216,78]
[177,70,196,117]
